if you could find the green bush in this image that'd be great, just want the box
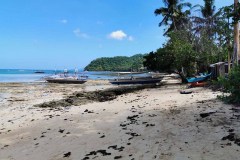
[218,65,240,104]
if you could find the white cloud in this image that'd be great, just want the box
[109,30,127,40]
[59,19,68,24]
[73,28,89,38]
[108,30,134,41]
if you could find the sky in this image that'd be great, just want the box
[0,0,233,69]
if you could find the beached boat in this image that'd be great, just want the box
[109,76,163,85]
[45,78,87,84]
[45,71,87,84]
[186,73,211,83]
[189,81,207,87]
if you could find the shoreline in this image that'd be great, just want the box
[1,79,240,160]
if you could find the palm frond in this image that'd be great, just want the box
[159,16,169,26]
[178,2,192,8]
[154,7,168,16]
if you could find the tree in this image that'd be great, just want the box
[154,0,191,35]
[193,32,220,70]
[144,29,197,82]
[131,54,145,72]
[217,5,234,70]
[84,54,145,71]
[143,30,223,82]
[148,0,239,84]
[215,2,240,67]
[233,0,239,65]
[166,30,197,76]
[192,0,221,40]
[143,48,175,72]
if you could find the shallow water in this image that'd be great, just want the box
[0,69,117,82]
[0,69,150,82]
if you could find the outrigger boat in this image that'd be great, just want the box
[109,77,163,85]
[45,69,87,84]
[45,78,87,84]
[186,73,212,83]
[109,72,163,85]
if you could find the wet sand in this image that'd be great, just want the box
[0,78,240,160]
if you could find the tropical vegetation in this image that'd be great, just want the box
[84,54,145,71]
[144,0,240,103]
[154,0,192,35]
[218,65,240,104]
[144,0,239,79]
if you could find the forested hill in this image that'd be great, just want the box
[84,54,145,71]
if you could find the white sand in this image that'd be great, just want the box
[0,80,240,160]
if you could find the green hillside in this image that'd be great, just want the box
[84,54,145,71]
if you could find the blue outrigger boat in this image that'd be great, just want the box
[186,73,212,83]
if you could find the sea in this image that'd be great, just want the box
[0,69,118,82]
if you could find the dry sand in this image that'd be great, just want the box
[0,78,240,160]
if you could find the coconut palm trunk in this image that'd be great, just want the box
[233,0,239,65]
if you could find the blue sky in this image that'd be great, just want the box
[0,0,232,69]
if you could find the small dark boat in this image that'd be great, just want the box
[109,77,163,85]
[45,78,87,84]
[34,71,45,74]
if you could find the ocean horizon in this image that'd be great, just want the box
[0,69,117,82]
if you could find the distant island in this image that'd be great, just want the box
[84,54,145,71]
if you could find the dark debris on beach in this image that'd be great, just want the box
[34,85,158,108]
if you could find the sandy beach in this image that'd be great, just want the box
[0,78,240,160]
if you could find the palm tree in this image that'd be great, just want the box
[233,0,239,65]
[192,0,220,39]
[217,5,234,70]
[154,0,192,35]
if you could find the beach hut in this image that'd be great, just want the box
[210,62,226,79]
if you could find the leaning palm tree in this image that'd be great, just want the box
[154,0,192,35]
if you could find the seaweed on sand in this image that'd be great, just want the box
[34,84,158,108]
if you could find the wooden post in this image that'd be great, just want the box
[234,0,239,65]
[228,46,231,72]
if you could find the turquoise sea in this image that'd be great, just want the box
[0,69,117,82]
